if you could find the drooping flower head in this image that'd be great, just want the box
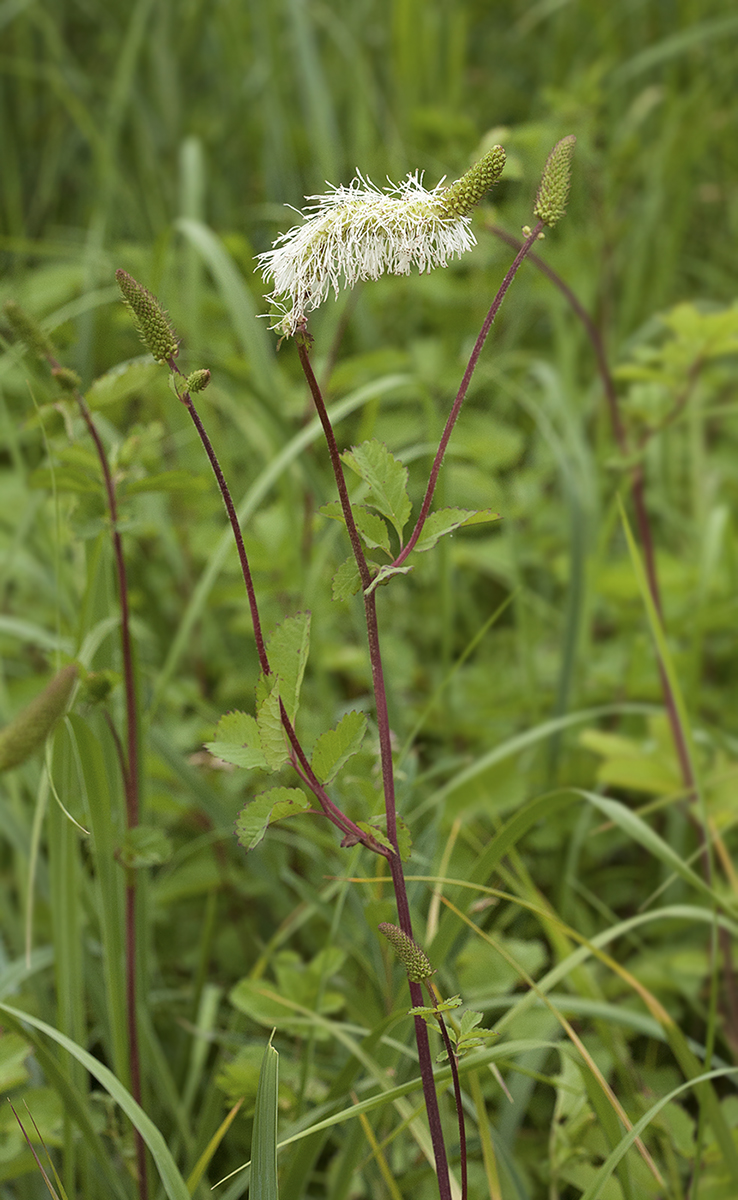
[258,146,506,337]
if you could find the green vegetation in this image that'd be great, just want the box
[2,2,738,1198]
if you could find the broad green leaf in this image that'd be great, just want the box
[332,556,362,601]
[266,613,311,722]
[206,711,267,770]
[311,710,367,784]
[320,501,391,554]
[251,1040,279,1200]
[118,825,173,869]
[235,787,311,852]
[257,680,289,771]
[413,508,500,554]
[341,440,411,543]
[356,821,394,854]
[364,563,413,596]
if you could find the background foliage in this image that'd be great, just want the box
[2,1,738,1197]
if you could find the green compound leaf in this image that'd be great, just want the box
[311,710,367,784]
[206,711,267,770]
[320,501,391,554]
[363,563,413,596]
[235,787,311,852]
[358,815,412,860]
[413,507,500,553]
[266,612,311,723]
[332,556,362,601]
[341,440,411,543]
[257,678,289,771]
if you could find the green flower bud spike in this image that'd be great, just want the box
[52,366,82,392]
[3,300,55,361]
[378,922,435,983]
[186,368,211,393]
[115,269,179,363]
[0,664,77,773]
[533,135,576,228]
[439,145,506,218]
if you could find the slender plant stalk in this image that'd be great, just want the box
[394,222,544,567]
[166,360,385,855]
[429,996,468,1200]
[292,232,549,1198]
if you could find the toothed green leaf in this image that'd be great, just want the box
[320,501,392,554]
[206,711,267,770]
[341,440,411,543]
[413,507,500,553]
[332,556,362,601]
[311,710,367,784]
[235,787,311,852]
[266,612,311,722]
[257,678,289,771]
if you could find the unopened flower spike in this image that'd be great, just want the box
[115,269,179,363]
[378,922,435,983]
[3,300,55,361]
[258,146,506,337]
[533,135,576,228]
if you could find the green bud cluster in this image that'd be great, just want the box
[52,366,82,392]
[533,135,576,228]
[115,270,179,363]
[0,664,77,773]
[186,368,211,393]
[3,300,54,361]
[378,922,435,982]
[438,145,506,218]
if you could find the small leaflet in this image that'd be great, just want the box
[341,440,411,543]
[265,612,311,723]
[235,787,311,852]
[257,677,289,771]
[319,501,391,554]
[332,556,362,602]
[413,508,500,554]
[206,710,267,770]
[311,710,367,784]
[363,563,413,596]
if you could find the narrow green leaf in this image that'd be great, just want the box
[341,440,411,543]
[311,711,367,784]
[257,680,289,771]
[235,788,311,852]
[413,508,500,553]
[0,1003,191,1200]
[251,1039,279,1200]
[332,556,362,602]
[579,1067,738,1200]
[266,613,311,723]
[206,711,267,770]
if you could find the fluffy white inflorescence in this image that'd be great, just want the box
[258,171,479,337]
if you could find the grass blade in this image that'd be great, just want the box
[251,1036,279,1200]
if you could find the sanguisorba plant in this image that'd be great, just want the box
[116,135,575,1200]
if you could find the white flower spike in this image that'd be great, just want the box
[258,146,506,337]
